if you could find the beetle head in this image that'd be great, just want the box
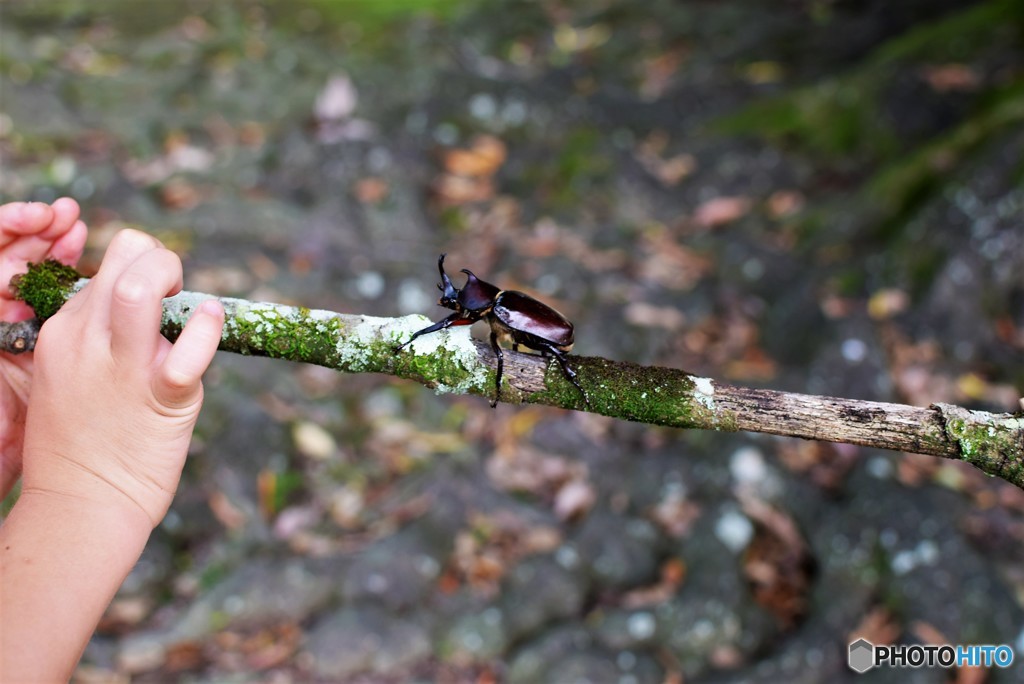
[457,269,500,313]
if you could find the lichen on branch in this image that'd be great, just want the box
[4,260,1023,490]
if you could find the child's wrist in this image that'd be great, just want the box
[21,454,167,531]
[17,484,156,539]
[1,485,154,681]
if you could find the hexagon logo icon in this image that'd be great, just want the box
[848,638,875,673]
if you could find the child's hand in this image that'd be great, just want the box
[0,198,87,496]
[21,229,224,528]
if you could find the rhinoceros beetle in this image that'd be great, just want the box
[396,254,589,408]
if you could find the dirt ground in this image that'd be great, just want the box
[2,1,1023,681]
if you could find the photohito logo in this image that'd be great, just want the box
[848,638,1014,673]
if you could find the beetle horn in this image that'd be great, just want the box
[436,253,459,305]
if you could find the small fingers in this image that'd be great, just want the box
[38,197,82,241]
[0,202,55,246]
[0,199,84,323]
[0,202,58,302]
[93,229,165,287]
[56,228,159,316]
[153,299,224,409]
[48,218,88,265]
[109,247,183,368]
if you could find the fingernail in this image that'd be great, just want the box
[198,299,224,317]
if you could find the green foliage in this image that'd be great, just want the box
[867,82,1024,230]
[714,75,897,159]
[713,0,1024,246]
[302,0,477,26]
[866,0,1024,66]
[718,0,1022,158]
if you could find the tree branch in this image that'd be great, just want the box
[0,317,39,355]
[5,261,1023,488]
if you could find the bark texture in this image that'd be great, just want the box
[5,262,1023,488]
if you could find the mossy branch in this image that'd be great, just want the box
[5,260,1024,489]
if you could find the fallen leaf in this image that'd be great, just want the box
[214,623,302,670]
[649,153,697,185]
[448,512,564,595]
[257,469,279,519]
[186,265,254,295]
[552,23,611,54]
[819,293,857,319]
[520,525,562,554]
[354,176,390,204]
[920,63,980,92]
[329,485,365,529]
[634,130,696,186]
[179,15,210,41]
[452,531,507,593]
[693,196,752,229]
[649,491,701,538]
[742,60,784,85]
[710,644,744,668]
[868,288,910,320]
[99,596,152,631]
[776,440,859,492]
[315,73,358,121]
[441,135,507,178]
[164,641,205,672]
[121,139,214,186]
[766,189,805,218]
[723,347,777,381]
[238,120,266,148]
[994,316,1024,348]
[159,177,203,211]
[292,420,337,461]
[956,372,989,400]
[638,46,690,100]
[621,558,687,608]
[432,174,496,205]
[208,490,247,530]
[879,326,955,406]
[553,478,596,521]
[740,496,815,628]
[896,451,940,488]
[639,227,712,290]
[272,504,320,539]
[624,301,687,331]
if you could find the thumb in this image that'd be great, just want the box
[153,299,224,408]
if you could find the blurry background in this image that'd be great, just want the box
[2,0,1023,681]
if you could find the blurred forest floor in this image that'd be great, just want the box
[2,0,1023,682]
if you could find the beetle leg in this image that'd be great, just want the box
[395,312,470,351]
[542,344,590,407]
[512,342,519,352]
[490,330,503,408]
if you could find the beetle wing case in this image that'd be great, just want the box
[492,291,575,349]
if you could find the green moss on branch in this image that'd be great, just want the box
[935,403,1024,486]
[10,259,82,320]
[8,260,1023,491]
